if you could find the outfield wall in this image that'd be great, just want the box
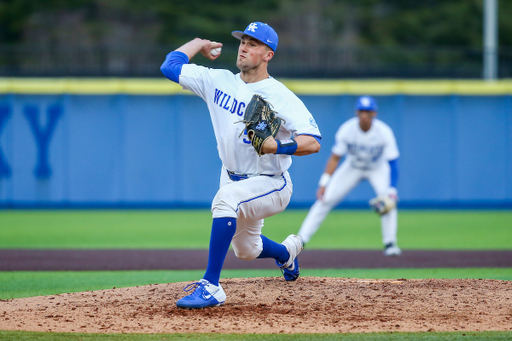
[1,79,511,208]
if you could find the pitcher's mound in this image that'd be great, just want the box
[2,277,511,334]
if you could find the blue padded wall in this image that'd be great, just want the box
[0,94,510,208]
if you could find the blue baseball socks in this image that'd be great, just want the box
[257,235,290,264]
[202,217,237,286]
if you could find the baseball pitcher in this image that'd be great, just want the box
[297,96,401,256]
[161,22,321,309]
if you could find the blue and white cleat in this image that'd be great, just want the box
[276,234,303,281]
[176,279,226,309]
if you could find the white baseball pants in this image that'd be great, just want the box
[298,161,398,245]
[211,166,293,260]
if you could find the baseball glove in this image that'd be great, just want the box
[237,94,282,156]
[369,194,397,216]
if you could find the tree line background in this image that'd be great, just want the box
[1,0,511,78]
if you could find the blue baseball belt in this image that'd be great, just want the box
[226,170,280,182]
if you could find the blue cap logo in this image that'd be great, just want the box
[356,96,378,111]
[232,22,278,52]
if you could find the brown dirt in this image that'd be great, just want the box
[2,249,512,271]
[1,277,511,334]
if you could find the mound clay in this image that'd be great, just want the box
[1,277,511,334]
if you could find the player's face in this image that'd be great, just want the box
[357,110,376,130]
[236,36,274,71]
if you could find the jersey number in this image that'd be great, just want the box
[242,129,251,144]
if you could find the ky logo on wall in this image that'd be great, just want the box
[0,103,63,179]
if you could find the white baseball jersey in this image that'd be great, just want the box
[332,117,399,169]
[179,64,321,175]
[298,116,400,246]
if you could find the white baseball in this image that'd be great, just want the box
[211,47,222,56]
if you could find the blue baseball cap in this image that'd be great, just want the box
[232,22,278,52]
[356,95,378,111]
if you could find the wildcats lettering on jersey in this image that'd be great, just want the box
[347,143,384,162]
[214,89,246,116]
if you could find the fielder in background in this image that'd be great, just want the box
[297,95,401,256]
[161,22,321,309]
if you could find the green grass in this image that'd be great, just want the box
[1,209,511,249]
[2,268,512,299]
[0,210,214,249]
[1,331,512,340]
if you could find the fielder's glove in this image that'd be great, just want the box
[237,94,282,156]
[369,189,398,216]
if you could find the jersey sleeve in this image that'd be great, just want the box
[287,101,321,138]
[331,123,349,156]
[270,87,321,139]
[383,125,400,160]
[160,51,189,83]
[179,64,224,101]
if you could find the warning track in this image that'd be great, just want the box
[1,249,511,271]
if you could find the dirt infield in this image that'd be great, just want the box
[1,277,511,334]
[1,249,512,334]
[2,249,512,270]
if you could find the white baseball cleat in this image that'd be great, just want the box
[384,242,402,257]
[276,234,304,281]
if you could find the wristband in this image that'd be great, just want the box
[318,173,331,187]
[275,139,298,155]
